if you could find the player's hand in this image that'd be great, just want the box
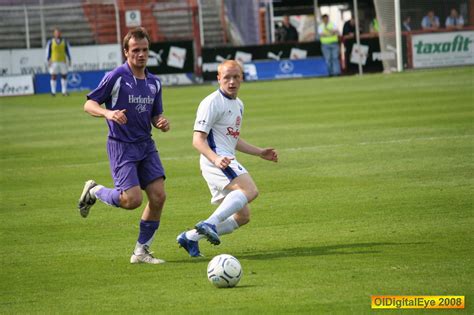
[106,109,127,125]
[155,116,170,132]
[260,148,278,162]
[214,156,234,169]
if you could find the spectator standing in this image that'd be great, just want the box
[402,16,412,32]
[370,16,380,33]
[342,17,356,38]
[445,8,464,30]
[318,14,341,76]
[421,10,440,30]
[45,28,71,96]
[276,15,299,42]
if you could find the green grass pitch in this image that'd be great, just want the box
[0,67,472,313]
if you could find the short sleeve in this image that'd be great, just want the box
[87,71,117,105]
[194,99,218,134]
[152,79,163,117]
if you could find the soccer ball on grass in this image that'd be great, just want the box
[207,254,242,288]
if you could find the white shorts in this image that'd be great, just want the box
[49,62,68,75]
[200,155,248,204]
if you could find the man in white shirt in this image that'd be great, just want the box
[177,60,278,257]
[445,8,464,30]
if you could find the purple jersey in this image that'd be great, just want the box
[87,62,163,143]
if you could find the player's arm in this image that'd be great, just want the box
[193,131,233,169]
[45,40,52,65]
[152,114,170,132]
[236,138,278,162]
[65,41,72,66]
[84,99,127,125]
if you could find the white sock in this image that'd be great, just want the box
[216,216,239,235]
[206,190,248,226]
[134,238,154,254]
[90,185,104,197]
[186,229,204,242]
[50,79,56,94]
[186,216,239,241]
[61,78,67,94]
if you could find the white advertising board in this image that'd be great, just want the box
[0,75,34,96]
[412,31,474,68]
[0,44,122,76]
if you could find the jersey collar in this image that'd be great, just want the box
[124,62,150,84]
[218,89,234,100]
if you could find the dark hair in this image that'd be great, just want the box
[123,27,150,51]
[322,14,329,19]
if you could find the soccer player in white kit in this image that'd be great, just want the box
[177,60,278,257]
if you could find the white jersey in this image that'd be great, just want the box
[194,90,244,157]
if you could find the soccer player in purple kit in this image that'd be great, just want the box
[77,27,170,264]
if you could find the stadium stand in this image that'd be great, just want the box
[0,0,228,49]
[82,2,119,45]
[0,2,105,49]
[199,0,227,47]
[151,0,195,40]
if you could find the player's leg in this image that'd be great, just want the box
[78,140,143,217]
[205,173,257,225]
[50,69,57,96]
[130,178,166,264]
[215,204,250,235]
[178,204,250,257]
[321,45,332,75]
[61,73,68,96]
[196,173,258,245]
[131,147,166,264]
[59,62,68,95]
[78,180,142,217]
[331,44,341,76]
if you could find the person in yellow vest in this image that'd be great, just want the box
[318,14,340,76]
[45,28,71,96]
[370,17,380,33]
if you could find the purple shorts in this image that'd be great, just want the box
[107,138,165,191]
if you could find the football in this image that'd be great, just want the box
[207,254,242,288]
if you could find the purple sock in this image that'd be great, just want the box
[138,220,160,245]
[95,187,121,207]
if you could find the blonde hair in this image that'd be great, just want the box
[217,60,243,76]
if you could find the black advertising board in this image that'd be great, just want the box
[147,40,194,75]
[343,35,408,74]
[202,41,322,81]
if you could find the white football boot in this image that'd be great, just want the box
[130,245,165,264]
[77,180,97,218]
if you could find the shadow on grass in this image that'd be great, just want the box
[237,242,425,260]
[168,242,426,263]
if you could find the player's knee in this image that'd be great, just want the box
[236,213,250,226]
[149,190,166,208]
[121,195,142,210]
[245,187,259,203]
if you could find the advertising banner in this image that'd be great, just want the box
[0,75,34,97]
[157,73,195,86]
[202,42,322,81]
[243,58,328,81]
[0,44,122,76]
[411,31,474,68]
[147,41,194,75]
[343,36,408,74]
[34,70,107,94]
